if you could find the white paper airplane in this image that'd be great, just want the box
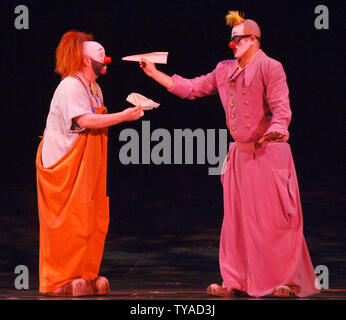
[122,52,168,64]
[126,92,160,111]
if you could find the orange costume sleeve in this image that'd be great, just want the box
[36,75,109,293]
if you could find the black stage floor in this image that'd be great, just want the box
[1,288,346,300]
[0,169,345,302]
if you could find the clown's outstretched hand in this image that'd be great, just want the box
[139,58,157,77]
[139,58,173,89]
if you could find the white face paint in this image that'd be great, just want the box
[231,24,252,60]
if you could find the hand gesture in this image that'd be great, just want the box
[258,132,285,144]
[122,105,144,121]
[139,58,157,77]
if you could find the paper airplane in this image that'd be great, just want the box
[126,92,160,111]
[122,52,168,64]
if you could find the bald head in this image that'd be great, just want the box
[242,19,261,38]
[231,18,261,49]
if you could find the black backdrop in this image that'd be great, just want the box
[0,0,344,280]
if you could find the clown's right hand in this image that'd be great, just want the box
[139,58,173,90]
[139,58,157,77]
[122,105,144,121]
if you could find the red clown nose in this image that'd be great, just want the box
[228,41,236,49]
[104,56,112,64]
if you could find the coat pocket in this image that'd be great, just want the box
[272,169,299,230]
[220,154,229,185]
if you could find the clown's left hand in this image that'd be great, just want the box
[258,132,285,144]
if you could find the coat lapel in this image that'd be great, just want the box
[226,49,265,86]
[244,49,265,87]
[226,59,239,80]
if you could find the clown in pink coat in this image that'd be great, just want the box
[139,11,320,298]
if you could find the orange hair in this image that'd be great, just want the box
[225,11,245,27]
[55,30,94,79]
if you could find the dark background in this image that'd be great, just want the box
[0,0,344,291]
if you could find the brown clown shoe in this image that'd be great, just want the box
[206,283,234,297]
[91,276,110,295]
[50,278,93,297]
[273,285,299,298]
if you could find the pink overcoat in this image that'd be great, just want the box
[168,49,319,297]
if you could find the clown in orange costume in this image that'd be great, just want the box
[36,31,143,296]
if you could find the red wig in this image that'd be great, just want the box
[55,30,94,79]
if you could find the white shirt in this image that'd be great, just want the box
[41,73,103,167]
